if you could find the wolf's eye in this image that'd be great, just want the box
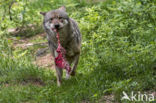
[50,18,53,21]
[59,17,63,19]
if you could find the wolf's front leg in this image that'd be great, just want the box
[70,53,80,76]
[55,65,63,86]
[53,50,63,86]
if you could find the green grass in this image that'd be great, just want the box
[0,0,156,103]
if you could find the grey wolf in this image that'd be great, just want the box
[40,6,82,86]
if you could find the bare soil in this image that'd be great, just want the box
[11,32,54,69]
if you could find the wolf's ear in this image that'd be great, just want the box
[40,12,46,16]
[58,6,66,11]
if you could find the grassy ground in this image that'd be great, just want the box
[0,0,156,103]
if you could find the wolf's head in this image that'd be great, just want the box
[40,6,69,32]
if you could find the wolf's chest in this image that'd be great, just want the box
[47,32,68,45]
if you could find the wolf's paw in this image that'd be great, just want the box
[65,73,70,80]
[70,71,76,76]
[57,80,61,87]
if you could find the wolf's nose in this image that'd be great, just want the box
[55,24,60,29]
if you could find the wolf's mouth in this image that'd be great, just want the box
[52,28,57,32]
[52,27,62,32]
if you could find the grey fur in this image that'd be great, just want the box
[41,6,82,86]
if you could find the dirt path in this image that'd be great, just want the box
[35,53,55,69]
[10,32,55,69]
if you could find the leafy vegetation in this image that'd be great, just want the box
[0,0,155,103]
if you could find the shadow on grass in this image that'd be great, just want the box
[46,63,155,103]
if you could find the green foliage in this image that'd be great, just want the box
[0,0,155,103]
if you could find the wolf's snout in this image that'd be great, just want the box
[55,24,60,29]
